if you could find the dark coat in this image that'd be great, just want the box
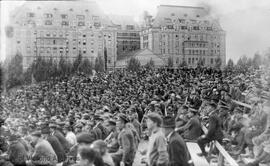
[47,135,66,162]
[167,132,189,166]
[206,114,224,141]
[8,141,28,166]
[53,130,70,153]
[181,116,203,140]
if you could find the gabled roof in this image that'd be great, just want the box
[152,5,213,27]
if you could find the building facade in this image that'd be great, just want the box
[140,5,226,68]
[6,1,127,70]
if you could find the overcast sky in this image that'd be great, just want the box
[1,0,270,62]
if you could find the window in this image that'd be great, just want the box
[27,12,35,17]
[171,13,175,16]
[53,40,56,45]
[47,47,51,53]
[91,49,94,53]
[27,46,31,53]
[73,47,76,50]
[126,25,134,30]
[62,21,69,26]
[211,58,213,64]
[188,58,191,64]
[207,27,212,31]
[196,14,200,18]
[59,32,63,37]
[78,22,85,26]
[76,15,85,20]
[45,20,52,25]
[17,41,20,44]
[40,39,44,45]
[184,14,188,17]
[83,50,86,54]
[61,14,68,19]
[44,13,53,18]
[83,34,86,37]
[193,26,200,30]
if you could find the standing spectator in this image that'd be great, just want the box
[140,113,168,166]
[49,123,70,153]
[111,114,136,166]
[162,116,190,166]
[27,131,58,166]
[91,140,115,166]
[41,127,66,163]
[73,146,96,166]
[7,135,28,166]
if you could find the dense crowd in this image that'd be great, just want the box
[0,66,269,166]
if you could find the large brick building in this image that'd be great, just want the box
[6,1,138,70]
[140,5,226,68]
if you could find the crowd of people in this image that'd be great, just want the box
[0,66,269,166]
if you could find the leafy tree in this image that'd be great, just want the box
[179,60,187,68]
[73,51,82,72]
[197,58,204,68]
[6,52,23,88]
[226,58,234,70]
[252,53,262,69]
[214,57,222,69]
[95,56,105,73]
[126,57,141,72]
[78,58,93,75]
[145,58,155,69]
[167,57,174,68]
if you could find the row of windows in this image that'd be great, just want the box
[158,33,220,41]
[27,12,90,20]
[117,32,139,37]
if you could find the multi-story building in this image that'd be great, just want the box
[140,5,226,68]
[6,1,118,70]
[109,15,140,60]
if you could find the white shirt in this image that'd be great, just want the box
[65,131,77,146]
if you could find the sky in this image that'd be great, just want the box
[1,0,270,62]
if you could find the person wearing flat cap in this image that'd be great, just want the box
[111,113,136,166]
[7,134,28,166]
[27,131,58,166]
[161,116,189,166]
[49,123,70,154]
[140,113,168,166]
[41,127,66,163]
[176,108,203,141]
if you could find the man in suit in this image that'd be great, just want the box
[176,107,203,140]
[161,116,190,166]
[27,131,58,166]
[41,127,66,163]
[111,114,136,166]
[7,135,28,166]
[49,123,70,153]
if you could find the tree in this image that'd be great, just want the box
[73,51,82,72]
[145,58,155,69]
[252,53,262,69]
[6,52,23,88]
[214,57,222,69]
[126,57,141,72]
[95,56,105,73]
[78,58,93,75]
[167,57,174,68]
[197,58,204,68]
[226,58,234,70]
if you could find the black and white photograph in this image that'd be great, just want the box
[0,0,270,166]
